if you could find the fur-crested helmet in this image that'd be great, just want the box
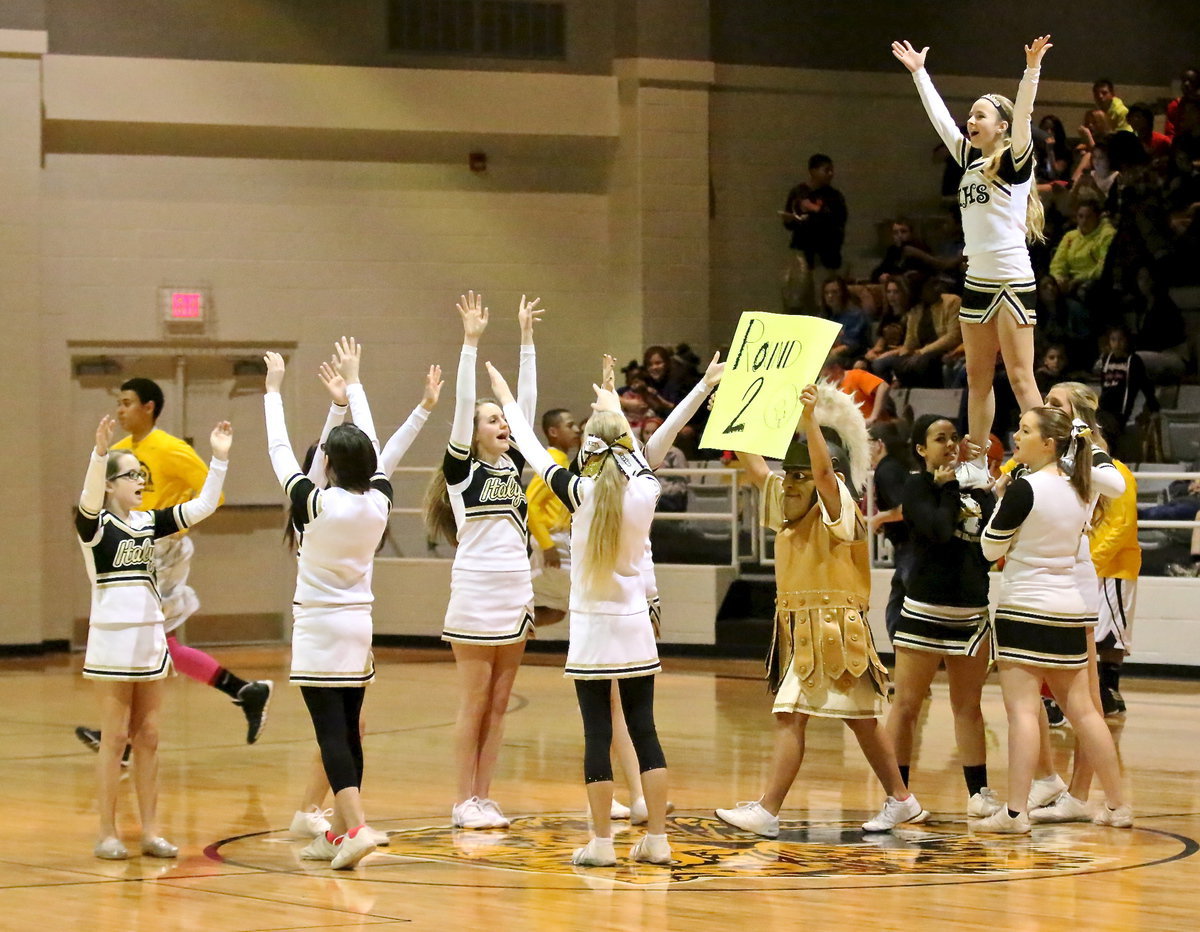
[780,381,870,497]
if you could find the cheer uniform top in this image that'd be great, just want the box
[895,472,995,656]
[505,400,661,679]
[441,344,537,645]
[267,384,392,686]
[913,65,1041,323]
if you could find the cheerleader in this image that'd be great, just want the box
[892,35,1052,483]
[424,292,543,830]
[978,406,1131,832]
[77,414,230,859]
[717,384,924,837]
[485,362,680,866]
[262,338,395,870]
[885,414,998,819]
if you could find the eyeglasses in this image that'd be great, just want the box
[112,469,148,483]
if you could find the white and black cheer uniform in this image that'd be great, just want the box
[913,65,1040,324]
[894,471,995,656]
[982,469,1092,667]
[76,453,226,681]
[441,344,537,646]
[266,384,393,686]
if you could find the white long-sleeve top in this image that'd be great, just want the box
[505,400,659,615]
[76,450,227,626]
[266,384,392,606]
[913,65,1040,281]
[443,344,537,572]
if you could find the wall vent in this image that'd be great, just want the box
[388,0,565,60]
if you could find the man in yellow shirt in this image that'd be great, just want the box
[1089,456,1140,716]
[76,378,272,754]
[526,408,581,627]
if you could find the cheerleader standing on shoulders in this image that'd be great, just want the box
[288,354,443,841]
[486,361,684,866]
[78,414,230,859]
[425,292,543,830]
[717,384,924,837]
[978,406,1131,833]
[892,35,1052,484]
[263,339,396,869]
[885,414,999,820]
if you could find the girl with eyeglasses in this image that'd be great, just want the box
[77,414,231,859]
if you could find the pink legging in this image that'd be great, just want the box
[167,635,220,685]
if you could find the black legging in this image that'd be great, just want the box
[574,675,666,784]
[300,685,365,794]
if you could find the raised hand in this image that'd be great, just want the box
[263,351,286,393]
[1025,34,1052,68]
[891,40,928,73]
[703,351,725,387]
[798,383,819,427]
[209,420,233,461]
[592,383,621,414]
[601,353,617,392]
[517,294,544,342]
[933,463,956,486]
[483,361,515,407]
[458,291,489,345]
[333,336,361,385]
[317,358,348,406]
[94,414,117,456]
[421,364,444,411]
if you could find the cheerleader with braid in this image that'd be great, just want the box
[979,406,1130,832]
[486,362,683,867]
[892,35,1052,485]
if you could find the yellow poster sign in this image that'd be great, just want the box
[700,312,842,458]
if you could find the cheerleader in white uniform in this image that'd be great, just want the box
[424,292,543,830]
[978,406,1130,832]
[77,414,230,860]
[892,35,1052,482]
[263,338,396,870]
[487,361,682,866]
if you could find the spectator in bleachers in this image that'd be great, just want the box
[641,417,688,512]
[1071,139,1118,206]
[867,420,913,638]
[1037,115,1074,183]
[822,277,872,358]
[865,317,907,370]
[617,362,652,436]
[1169,99,1200,172]
[1034,344,1069,396]
[1095,324,1160,432]
[871,219,930,283]
[1096,134,1173,303]
[1036,276,1096,371]
[887,214,968,292]
[868,277,914,381]
[1150,478,1200,579]
[1165,66,1199,138]
[892,277,962,388]
[1127,104,1173,168]
[822,354,891,425]
[641,345,684,417]
[781,153,847,314]
[1093,79,1133,134]
[1126,265,1187,383]
[1049,201,1115,301]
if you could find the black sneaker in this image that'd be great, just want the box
[1099,684,1120,717]
[234,680,273,744]
[1043,696,1066,728]
[1109,687,1127,715]
[76,727,133,766]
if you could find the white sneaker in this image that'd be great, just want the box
[571,837,617,867]
[141,836,179,858]
[967,787,1003,818]
[451,797,492,829]
[955,460,993,490]
[610,799,631,820]
[300,833,341,860]
[289,806,333,838]
[1030,792,1091,824]
[476,798,510,828]
[862,795,927,833]
[331,828,377,869]
[1027,774,1068,811]
[715,800,779,838]
[630,833,672,864]
[1093,804,1134,828]
[94,836,128,860]
[973,807,1030,834]
[366,827,390,846]
[629,797,675,826]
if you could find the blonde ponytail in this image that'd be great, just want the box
[579,410,631,592]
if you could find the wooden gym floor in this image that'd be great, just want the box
[3,645,1198,931]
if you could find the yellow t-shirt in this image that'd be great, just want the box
[112,428,218,514]
[525,446,571,551]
